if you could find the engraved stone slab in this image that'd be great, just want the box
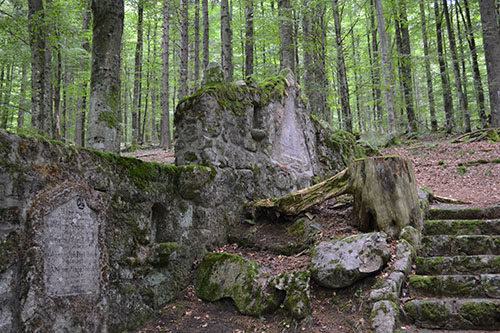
[44,196,99,297]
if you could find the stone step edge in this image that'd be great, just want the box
[404,298,500,330]
[416,255,500,275]
[429,206,500,220]
[420,235,500,256]
[424,219,500,236]
[408,274,500,298]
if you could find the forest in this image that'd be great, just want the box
[0,0,500,153]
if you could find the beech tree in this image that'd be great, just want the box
[28,0,51,136]
[479,0,500,127]
[86,0,124,153]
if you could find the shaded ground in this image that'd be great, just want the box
[129,137,499,332]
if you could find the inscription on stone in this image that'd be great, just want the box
[44,196,99,297]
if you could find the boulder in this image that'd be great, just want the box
[271,271,311,319]
[311,232,390,288]
[194,253,283,316]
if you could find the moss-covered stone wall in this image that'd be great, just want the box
[0,131,221,332]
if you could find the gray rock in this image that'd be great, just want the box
[271,271,311,319]
[371,300,399,333]
[311,232,390,288]
[400,226,421,249]
[194,253,283,316]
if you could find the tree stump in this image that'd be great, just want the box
[349,156,422,237]
[253,156,423,238]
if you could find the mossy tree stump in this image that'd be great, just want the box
[350,156,422,237]
[253,156,422,238]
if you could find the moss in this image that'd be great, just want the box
[286,219,307,238]
[420,301,451,323]
[326,130,366,165]
[460,301,498,325]
[410,275,435,293]
[98,111,119,129]
[156,242,179,264]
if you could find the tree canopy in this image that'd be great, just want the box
[0,0,499,152]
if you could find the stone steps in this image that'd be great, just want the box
[429,206,500,220]
[403,206,500,331]
[405,298,500,330]
[409,274,500,298]
[420,235,500,256]
[424,219,500,236]
[416,255,500,275]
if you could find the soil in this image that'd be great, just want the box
[129,137,499,333]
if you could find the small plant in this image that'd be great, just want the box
[438,160,448,168]
[467,149,475,155]
[457,166,467,175]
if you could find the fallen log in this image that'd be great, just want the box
[451,128,500,143]
[253,156,423,238]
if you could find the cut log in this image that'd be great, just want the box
[253,156,422,238]
[253,168,351,216]
[349,156,422,237]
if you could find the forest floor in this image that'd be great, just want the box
[130,135,500,333]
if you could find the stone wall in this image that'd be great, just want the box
[175,72,356,206]
[0,132,222,332]
[0,72,364,332]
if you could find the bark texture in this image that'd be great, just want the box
[374,0,396,133]
[278,0,294,72]
[87,0,124,153]
[479,0,500,128]
[28,0,51,136]
[221,0,233,81]
[161,0,171,149]
[435,0,455,133]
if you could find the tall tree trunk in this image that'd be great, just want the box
[303,0,328,121]
[332,0,351,131]
[87,0,124,153]
[435,0,455,133]
[17,62,28,131]
[455,2,470,131]
[396,0,417,133]
[245,0,254,77]
[194,0,200,88]
[132,0,144,146]
[478,0,500,128]
[221,0,233,81]
[28,0,51,136]
[369,0,383,130]
[443,0,470,132]
[161,0,172,149]
[75,0,91,147]
[0,65,13,130]
[374,0,396,133]
[352,33,363,132]
[202,0,209,72]
[461,0,487,128]
[278,0,294,73]
[53,42,62,140]
[151,21,159,145]
[179,0,189,96]
[419,0,437,132]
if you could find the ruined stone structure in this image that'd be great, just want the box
[0,72,362,331]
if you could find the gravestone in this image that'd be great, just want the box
[44,196,99,297]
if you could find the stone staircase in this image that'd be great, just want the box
[404,205,500,331]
